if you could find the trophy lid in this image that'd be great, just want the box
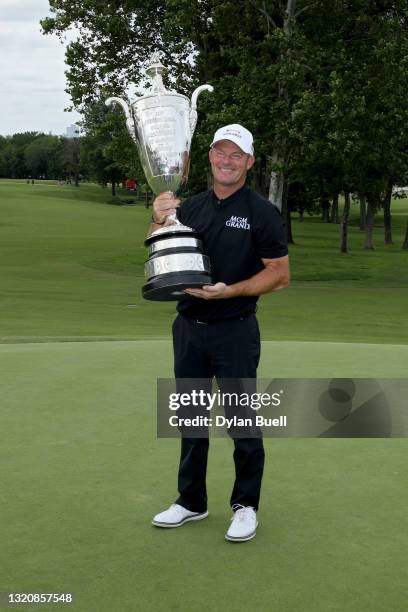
[140,53,187,101]
[144,53,168,95]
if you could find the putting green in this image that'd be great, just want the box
[1,340,407,612]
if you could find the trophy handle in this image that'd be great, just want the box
[105,96,139,146]
[189,84,214,136]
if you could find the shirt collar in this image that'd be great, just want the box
[211,185,247,206]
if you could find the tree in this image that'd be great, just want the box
[80,99,143,195]
[0,132,39,177]
[0,137,8,177]
[42,0,408,250]
[59,138,82,185]
[24,135,58,178]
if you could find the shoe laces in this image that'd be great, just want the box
[231,504,255,521]
[171,503,186,517]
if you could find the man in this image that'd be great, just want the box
[150,124,290,541]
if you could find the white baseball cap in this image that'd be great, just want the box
[210,124,254,155]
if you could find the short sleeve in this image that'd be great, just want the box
[252,202,288,259]
[176,204,185,225]
[176,196,193,226]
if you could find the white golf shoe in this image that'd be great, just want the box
[225,504,258,542]
[152,503,208,528]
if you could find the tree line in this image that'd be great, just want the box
[0,132,81,184]
[0,126,141,193]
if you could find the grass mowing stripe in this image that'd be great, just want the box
[1,339,407,377]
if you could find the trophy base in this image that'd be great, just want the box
[142,272,213,301]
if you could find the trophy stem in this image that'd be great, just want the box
[167,212,181,226]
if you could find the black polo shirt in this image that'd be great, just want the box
[175,185,288,321]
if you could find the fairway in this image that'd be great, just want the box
[0,179,407,343]
[1,181,407,611]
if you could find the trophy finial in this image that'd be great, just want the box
[145,52,166,94]
[149,51,162,65]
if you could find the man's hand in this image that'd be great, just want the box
[184,282,231,300]
[152,192,180,225]
[183,255,290,300]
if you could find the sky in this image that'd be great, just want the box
[0,0,81,136]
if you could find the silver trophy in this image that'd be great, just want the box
[106,53,214,300]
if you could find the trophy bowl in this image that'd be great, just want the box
[106,53,214,301]
[143,225,212,300]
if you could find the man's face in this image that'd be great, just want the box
[209,140,255,188]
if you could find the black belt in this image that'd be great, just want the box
[182,312,255,326]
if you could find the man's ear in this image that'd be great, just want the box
[246,155,255,170]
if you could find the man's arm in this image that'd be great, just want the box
[184,255,290,300]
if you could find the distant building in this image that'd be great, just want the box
[66,124,80,138]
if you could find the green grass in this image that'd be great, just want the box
[1,180,407,612]
[1,340,408,612]
[0,179,407,343]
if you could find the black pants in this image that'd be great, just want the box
[172,314,265,513]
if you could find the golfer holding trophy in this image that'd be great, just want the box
[107,54,290,542]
